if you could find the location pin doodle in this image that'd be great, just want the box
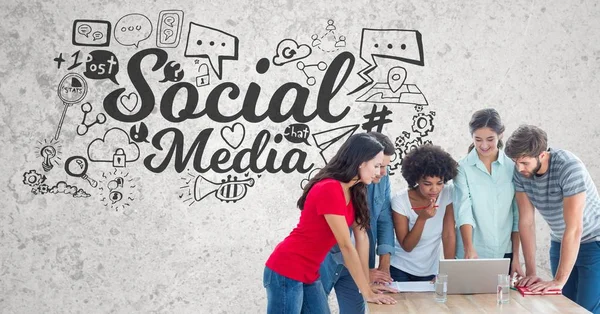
[387,67,407,93]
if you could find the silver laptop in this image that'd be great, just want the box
[438,258,510,294]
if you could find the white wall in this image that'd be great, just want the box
[1,0,599,312]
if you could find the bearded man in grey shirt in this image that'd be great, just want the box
[505,124,600,314]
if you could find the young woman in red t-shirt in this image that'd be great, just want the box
[264,133,398,313]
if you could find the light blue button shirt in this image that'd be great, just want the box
[453,148,519,259]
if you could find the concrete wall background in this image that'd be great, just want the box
[1,0,599,313]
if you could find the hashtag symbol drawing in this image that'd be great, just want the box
[362,104,393,132]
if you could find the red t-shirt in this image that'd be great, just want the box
[265,179,355,284]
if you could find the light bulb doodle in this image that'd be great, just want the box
[40,145,57,172]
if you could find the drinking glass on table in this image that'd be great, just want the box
[497,274,510,304]
[435,274,448,303]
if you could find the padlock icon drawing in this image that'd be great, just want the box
[113,148,126,168]
[195,63,210,87]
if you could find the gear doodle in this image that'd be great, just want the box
[23,170,46,187]
[411,112,435,137]
[394,131,411,150]
[389,131,412,174]
[403,137,424,156]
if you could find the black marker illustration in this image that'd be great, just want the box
[311,19,347,53]
[54,73,88,140]
[48,181,91,198]
[349,28,424,95]
[64,156,98,188]
[157,10,184,48]
[83,50,119,84]
[36,138,62,172]
[411,111,435,137]
[193,174,255,203]
[87,128,140,167]
[362,104,393,132]
[22,170,90,198]
[159,60,184,82]
[273,39,312,66]
[184,22,239,80]
[119,92,139,113]
[99,169,140,212]
[195,63,210,87]
[312,124,359,164]
[220,122,245,149]
[114,13,153,48]
[53,53,65,69]
[72,19,112,47]
[77,102,106,136]
[23,170,46,187]
[130,122,150,143]
[296,60,327,86]
[284,123,311,145]
[355,66,428,106]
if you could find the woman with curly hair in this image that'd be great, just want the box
[264,133,397,313]
[390,144,458,282]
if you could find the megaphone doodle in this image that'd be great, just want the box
[194,174,255,203]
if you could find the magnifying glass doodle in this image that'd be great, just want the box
[64,156,97,188]
[55,73,88,140]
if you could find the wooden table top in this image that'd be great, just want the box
[367,290,590,313]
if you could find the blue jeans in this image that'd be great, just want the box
[320,254,365,314]
[390,266,435,282]
[550,241,600,314]
[263,266,331,314]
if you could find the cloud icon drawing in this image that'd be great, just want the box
[87,128,140,163]
[273,39,312,66]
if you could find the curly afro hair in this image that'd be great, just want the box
[401,144,458,189]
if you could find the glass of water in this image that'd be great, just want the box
[497,274,510,304]
[435,274,448,303]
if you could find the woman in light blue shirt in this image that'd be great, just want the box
[453,108,524,277]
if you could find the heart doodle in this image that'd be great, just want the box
[119,92,139,113]
[220,123,246,149]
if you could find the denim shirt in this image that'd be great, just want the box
[319,174,395,292]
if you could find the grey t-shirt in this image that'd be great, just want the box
[513,148,600,243]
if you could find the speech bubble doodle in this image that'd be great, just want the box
[84,50,119,85]
[159,60,184,83]
[184,22,239,80]
[130,122,149,143]
[109,190,123,204]
[114,13,152,48]
[163,29,174,41]
[284,123,311,145]
[92,31,103,41]
[349,28,424,95]
[72,20,111,47]
[156,10,184,48]
[78,24,92,37]
[164,16,175,27]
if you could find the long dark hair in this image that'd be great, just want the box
[467,108,506,153]
[297,133,383,230]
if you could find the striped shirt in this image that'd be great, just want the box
[513,148,600,243]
